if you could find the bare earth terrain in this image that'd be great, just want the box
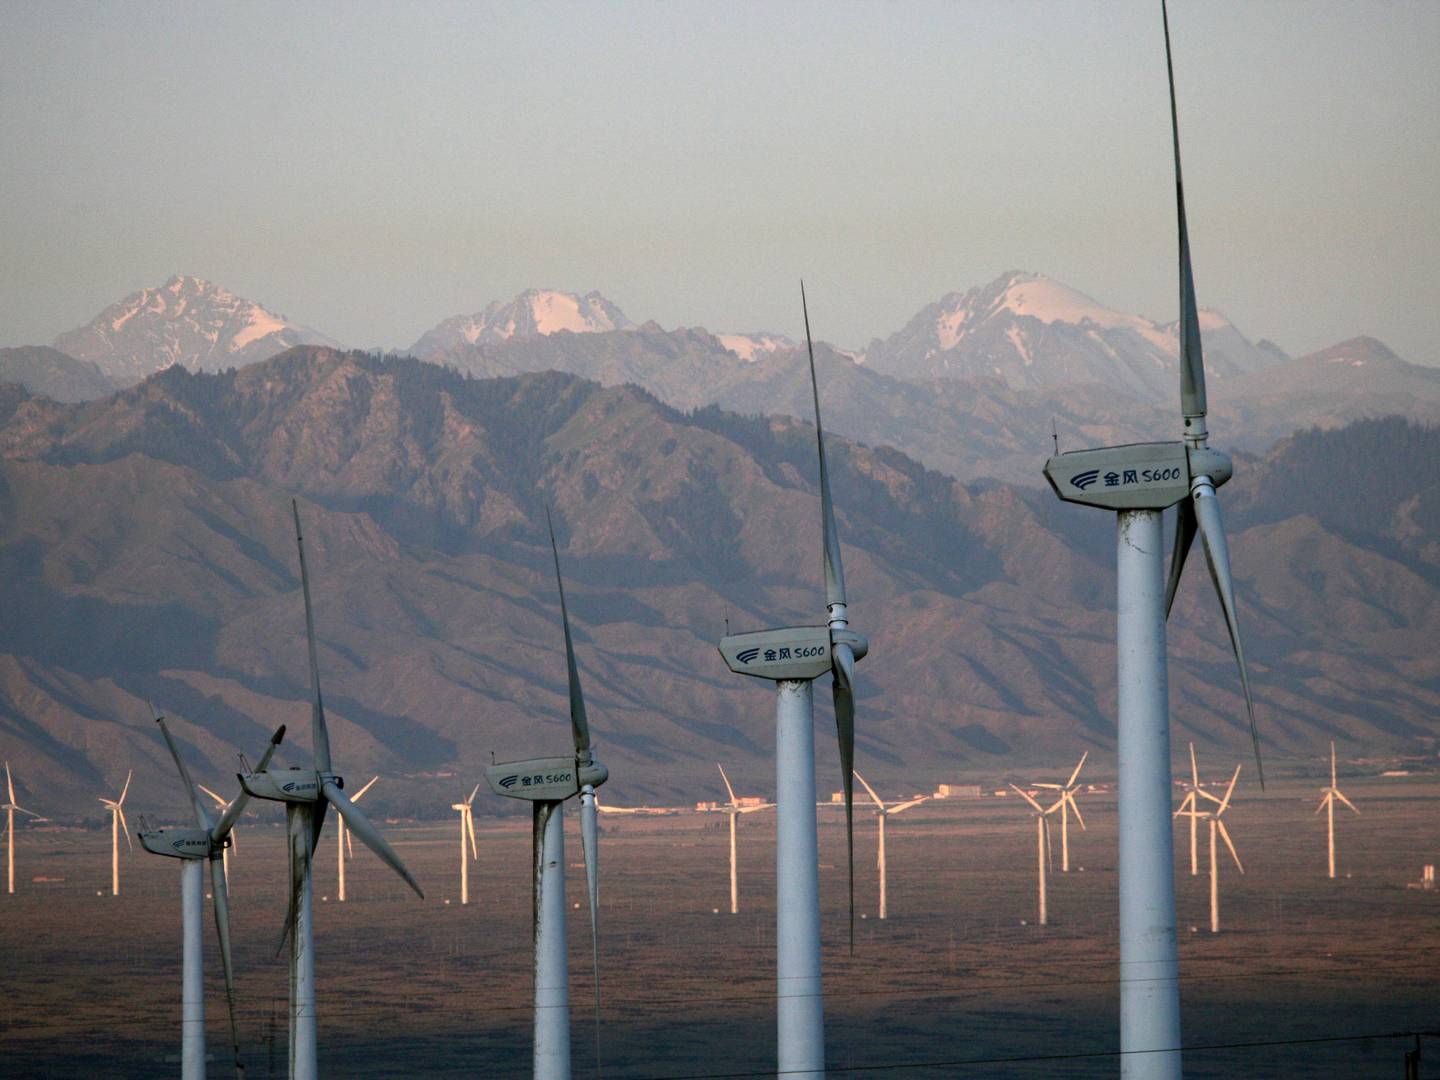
[2,773,1436,1078]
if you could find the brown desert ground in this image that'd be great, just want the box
[1,771,1436,1078]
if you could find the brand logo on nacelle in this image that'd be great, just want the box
[498,775,519,790]
[736,647,761,664]
[1070,470,1100,491]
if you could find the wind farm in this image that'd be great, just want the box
[1,0,1438,1078]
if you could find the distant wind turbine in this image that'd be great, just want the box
[4,761,41,895]
[1195,764,1243,933]
[1031,752,1088,872]
[1039,5,1263,1072]
[451,783,480,905]
[1009,785,1055,926]
[484,509,608,1080]
[336,774,379,902]
[197,785,238,890]
[138,709,285,1079]
[718,285,869,1080]
[1173,742,1207,875]
[1316,741,1359,879]
[715,763,773,915]
[99,769,133,896]
[853,772,927,920]
[238,501,423,1080]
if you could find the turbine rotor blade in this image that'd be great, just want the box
[6,761,15,804]
[1165,499,1199,619]
[1215,764,1241,816]
[1193,489,1264,787]
[467,782,480,807]
[211,724,285,844]
[1163,0,1207,426]
[1066,751,1089,790]
[1009,784,1046,814]
[580,789,601,1039]
[1189,741,1200,788]
[292,500,332,775]
[1334,790,1360,815]
[890,797,928,816]
[118,769,132,806]
[209,855,244,1079]
[716,762,739,807]
[802,281,847,610]
[1067,791,1087,831]
[1216,818,1244,874]
[832,640,856,954]
[545,507,591,760]
[118,805,133,851]
[322,781,423,898]
[154,713,212,831]
[852,769,884,811]
[352,775,379,802]
[466,808,479,859]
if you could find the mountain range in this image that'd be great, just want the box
[0,346,1434,819]
[10,274,1437,489]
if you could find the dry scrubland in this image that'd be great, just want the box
[2,774,1436,1078]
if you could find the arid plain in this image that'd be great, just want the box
[2,770,1435,1078]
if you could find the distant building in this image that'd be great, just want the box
[933,784,981,799]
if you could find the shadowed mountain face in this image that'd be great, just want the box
[0,347,117,403]
[0,348,1434,817]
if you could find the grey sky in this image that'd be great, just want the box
[2,1,1436,362]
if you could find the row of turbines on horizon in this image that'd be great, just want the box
[3,738,1368,920]
[0,6,1417,1079]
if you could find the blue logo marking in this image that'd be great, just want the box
[736,647,761,664]
[498,775,519,789]
[1070,470,1100,491]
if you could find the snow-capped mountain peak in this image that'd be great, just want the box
[863,270,1279,400]
[715,331,797,362]
[410,289,633,358]
[54,275,336,384]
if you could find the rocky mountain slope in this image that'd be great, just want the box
[0,348,1433,819]
[0,346,116,402]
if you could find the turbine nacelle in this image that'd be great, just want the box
[485,755,608,802]
[718,625,869,682]
[238,768,338,804]
[1044,442,1232,512]
[137,826,227,860]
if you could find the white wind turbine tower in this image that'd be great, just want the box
[1041,5,1262,1074]
[138,709,286,1079]
[336,774,378,902]
[1316,741,1359,879]
[451,783,479,905]
[719,285,869,1080]
[1032,752,1089,873]
[99,769,134,896]
[4,762,41,895]
[485,509,608,1080]
[1193,763,1243,934]
[238,501,424,1080]
[1172,742,1207,875]
[715,762,772,915]
[853,772,927,920]
[1009,784,1055,926]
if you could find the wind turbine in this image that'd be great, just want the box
[138,709,285,1079]
[4,762,41,894]
[451,783,480,906]
[1041,5,1261,1074]
[238,501,424,1080]
[1173,742,1207,875]
[718,285,868,1080]
[853,772,926,920]
[1193,763,1243,933]
[99,769,133,896]
[1316,741,1359,879]
[1009,785,1054,926]
[484,509,607,1080]
[336,774,378,902]
[714,763,773,915]
[1031,752,1088,873]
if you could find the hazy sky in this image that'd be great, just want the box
[2,1,1436,361]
